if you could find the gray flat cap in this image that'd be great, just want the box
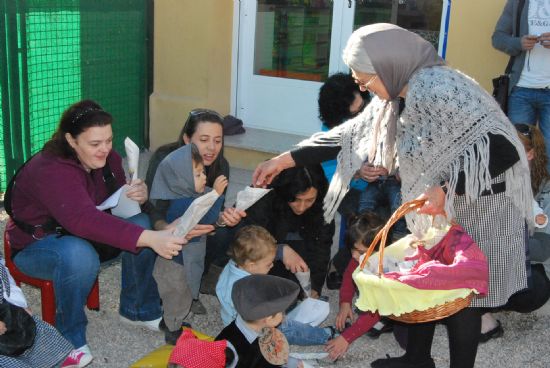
[232,275,300,321]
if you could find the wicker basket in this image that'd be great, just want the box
[358,199,474,324]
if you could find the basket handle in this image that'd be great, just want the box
[359,198,426,275]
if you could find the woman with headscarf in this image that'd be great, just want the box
[252,24,532,368]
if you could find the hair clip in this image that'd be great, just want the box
[72,107,101,125]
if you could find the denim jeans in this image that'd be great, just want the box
[508,86,550,170]
[278,318,330,346]
[13,213,160,349]
[358,176,407,239]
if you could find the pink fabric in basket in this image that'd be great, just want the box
[383,225,489,295]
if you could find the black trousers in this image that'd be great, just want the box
[405,307,482,368]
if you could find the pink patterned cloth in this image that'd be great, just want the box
[383,225,489,295]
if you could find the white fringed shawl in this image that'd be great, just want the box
[298,66,533,234]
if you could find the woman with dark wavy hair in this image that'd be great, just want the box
[215,164,334,298]
[5,100,209,367]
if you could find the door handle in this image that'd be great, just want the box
[348,0,352,8]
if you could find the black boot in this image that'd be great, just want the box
[159,319,192,345]
[371,355,435,368]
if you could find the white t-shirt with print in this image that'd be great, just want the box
[517,0,550,88]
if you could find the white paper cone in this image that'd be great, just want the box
[124,137,140,181]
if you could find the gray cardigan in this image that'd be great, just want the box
[492,0,529,93]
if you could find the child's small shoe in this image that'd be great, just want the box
[367,319,394,339]
[61,347,93,368]
[190,298,207,315]
[325,326,339,340]
[160,319,193,345]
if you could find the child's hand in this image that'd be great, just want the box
[535,213,548,226]
[325,335,350,361]
[0,321,6,335]
[335,302,354,331]
[213,175,228,195]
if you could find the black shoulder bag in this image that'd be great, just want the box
[492,0,525,114]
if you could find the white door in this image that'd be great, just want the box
[234,0,450,136]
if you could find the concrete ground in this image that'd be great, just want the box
[2,163,550,367]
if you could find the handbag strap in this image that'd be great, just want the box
[359,198,426,274]
[505,0,526,74]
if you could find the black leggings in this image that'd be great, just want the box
[405,307,482,368]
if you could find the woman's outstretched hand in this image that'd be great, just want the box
[220,207,247,227]
[138,229,187,259]
[282,245,308,273]
[252,152,296,188]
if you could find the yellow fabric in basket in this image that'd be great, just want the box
[352,229,473,316]
[353,267,472,316]
[130,328,214,368]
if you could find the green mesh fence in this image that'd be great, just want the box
[0,0,150,192]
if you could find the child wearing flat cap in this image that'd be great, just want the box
[215,274,305,368]
[216,225,333,345]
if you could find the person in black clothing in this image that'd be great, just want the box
[251,23,531,368]
[215,274,303,368]
[208,165,334,298]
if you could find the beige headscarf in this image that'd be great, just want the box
[342,23,444,172]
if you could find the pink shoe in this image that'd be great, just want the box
[61,349,93,368]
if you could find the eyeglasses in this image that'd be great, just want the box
[355,75,378,90]
[516,124,533,139]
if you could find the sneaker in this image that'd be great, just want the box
[119,315,162,332]
[61,349,93,368]
[190,298,207,315]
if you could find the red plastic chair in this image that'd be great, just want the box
[3,226,100,326]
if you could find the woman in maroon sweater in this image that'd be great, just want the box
[6,100,211,367]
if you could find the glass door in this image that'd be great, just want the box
[236,0,347,135]
[235,0,449,136]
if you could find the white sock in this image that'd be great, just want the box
[76,344,92,356]
[481,313,498,334]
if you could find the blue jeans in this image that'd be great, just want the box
[358,176,407,239]
[508,86,550,170]
[13,213,160,349]
[278,318,330,346]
